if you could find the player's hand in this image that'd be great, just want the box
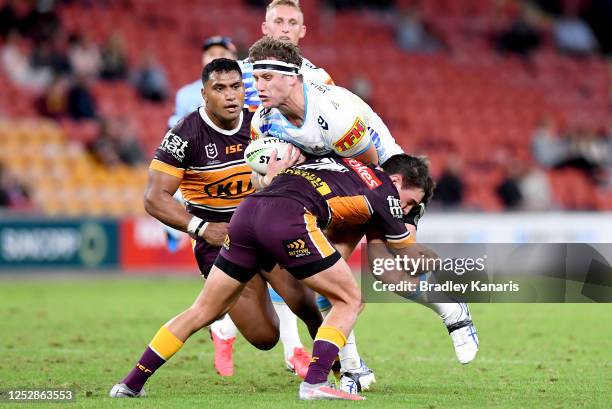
[201,222,229,246]
[266,144,303,181]
[403,203,426,229]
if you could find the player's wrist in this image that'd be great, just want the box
[187,216,209,238]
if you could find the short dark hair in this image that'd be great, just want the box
[201,58,242,85]
[381,154,435,205]
[248,36,303,68]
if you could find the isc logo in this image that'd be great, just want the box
[225,144,243,154]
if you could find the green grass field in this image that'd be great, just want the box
[1,277,610,408]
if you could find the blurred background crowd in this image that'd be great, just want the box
[0,0,610,216]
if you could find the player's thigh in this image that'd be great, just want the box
[227,273,279,350]
[325,224,366,260]
[300,256,361,309]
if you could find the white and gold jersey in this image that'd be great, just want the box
[250,79,403,164]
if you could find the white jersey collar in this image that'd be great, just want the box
[199,107,243,136]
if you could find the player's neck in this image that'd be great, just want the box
[205,107,240,131]
[277,82,305,127]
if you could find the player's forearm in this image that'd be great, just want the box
[144,191,192,233]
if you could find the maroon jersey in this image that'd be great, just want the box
[150,108,254,223]
[253,157,414,248]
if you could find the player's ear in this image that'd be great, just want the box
[261,21,268,36]
[389,174,403,189]
[299,24,306,39]
[201,87,207,104]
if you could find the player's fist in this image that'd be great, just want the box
[403,203,425,228]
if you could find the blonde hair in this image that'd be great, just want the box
[266,0,301,13]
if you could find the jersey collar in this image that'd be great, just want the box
[199,107,243,136]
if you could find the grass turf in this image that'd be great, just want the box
[0,277,610,408]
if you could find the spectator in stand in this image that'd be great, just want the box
[433,154,465,209]
[395,7,443,53]
[559,124,609,181]
[519,163,554,211]
[350,74,373,106]
[532,117,566,168]
[496,167,523,210]
[495,8,542,58]
[30,30,72,76]
[113,117,145,166]
[88,117,145,168]
[554,6,599,56]
[68,33,101,80]
[0,161,31,209]
[0,0,19,39]
[19,0,60,44]
[67,74,97,119]
[131,51,169,102]
[37,75,69,119]
[100,32,128,80]
[1,30,52,91]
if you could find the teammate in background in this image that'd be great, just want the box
[249,37,479,371]
[168,36,238,128]
[163,36,244,377]
[241,0,333,110]
[111,154,435,401]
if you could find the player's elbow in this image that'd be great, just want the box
[143,188,161,217]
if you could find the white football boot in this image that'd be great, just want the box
[109,383,146,398]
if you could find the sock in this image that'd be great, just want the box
[210,314,238,340]
[410,273,463,326]
[274,302,303,359]
[318,296,361,372]
[340,330,361,372]
[304,326,347,385]
[122,326,184,392]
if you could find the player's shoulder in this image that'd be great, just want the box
[301,56,332,84]
[176,79,201,98]
[171,109,202,137]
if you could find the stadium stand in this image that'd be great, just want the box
[0,0,609,214]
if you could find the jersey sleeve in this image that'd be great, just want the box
[149,128,192,179]
[329,114,373,158]
[365,185,414,249]
[367,111,404,165]
[249,107,265,140]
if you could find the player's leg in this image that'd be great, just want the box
[110,265,250,397]
[194,239,240,376]
[262,266,323,378]
[324,226,376,390]
[227,273,279,350]
[296,257,365,401]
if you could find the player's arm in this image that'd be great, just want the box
[330,115,379,165]
[145,162,228,246]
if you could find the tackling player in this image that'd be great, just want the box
[249,37,479,371]
[115,59,324,392]
[110,154,436,401]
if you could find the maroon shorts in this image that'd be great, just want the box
[193,238,221,278]
[214,196,340,282]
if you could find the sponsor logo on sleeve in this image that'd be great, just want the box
[343,158,382,189]
[283,238,311,258]
[160,132,188,162]
[334,118,366,153]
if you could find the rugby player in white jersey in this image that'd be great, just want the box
[248,37,479,384]
[161,0,335,380]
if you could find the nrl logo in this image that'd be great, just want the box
[205,143,218,159]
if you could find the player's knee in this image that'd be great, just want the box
[248,328,279,350]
